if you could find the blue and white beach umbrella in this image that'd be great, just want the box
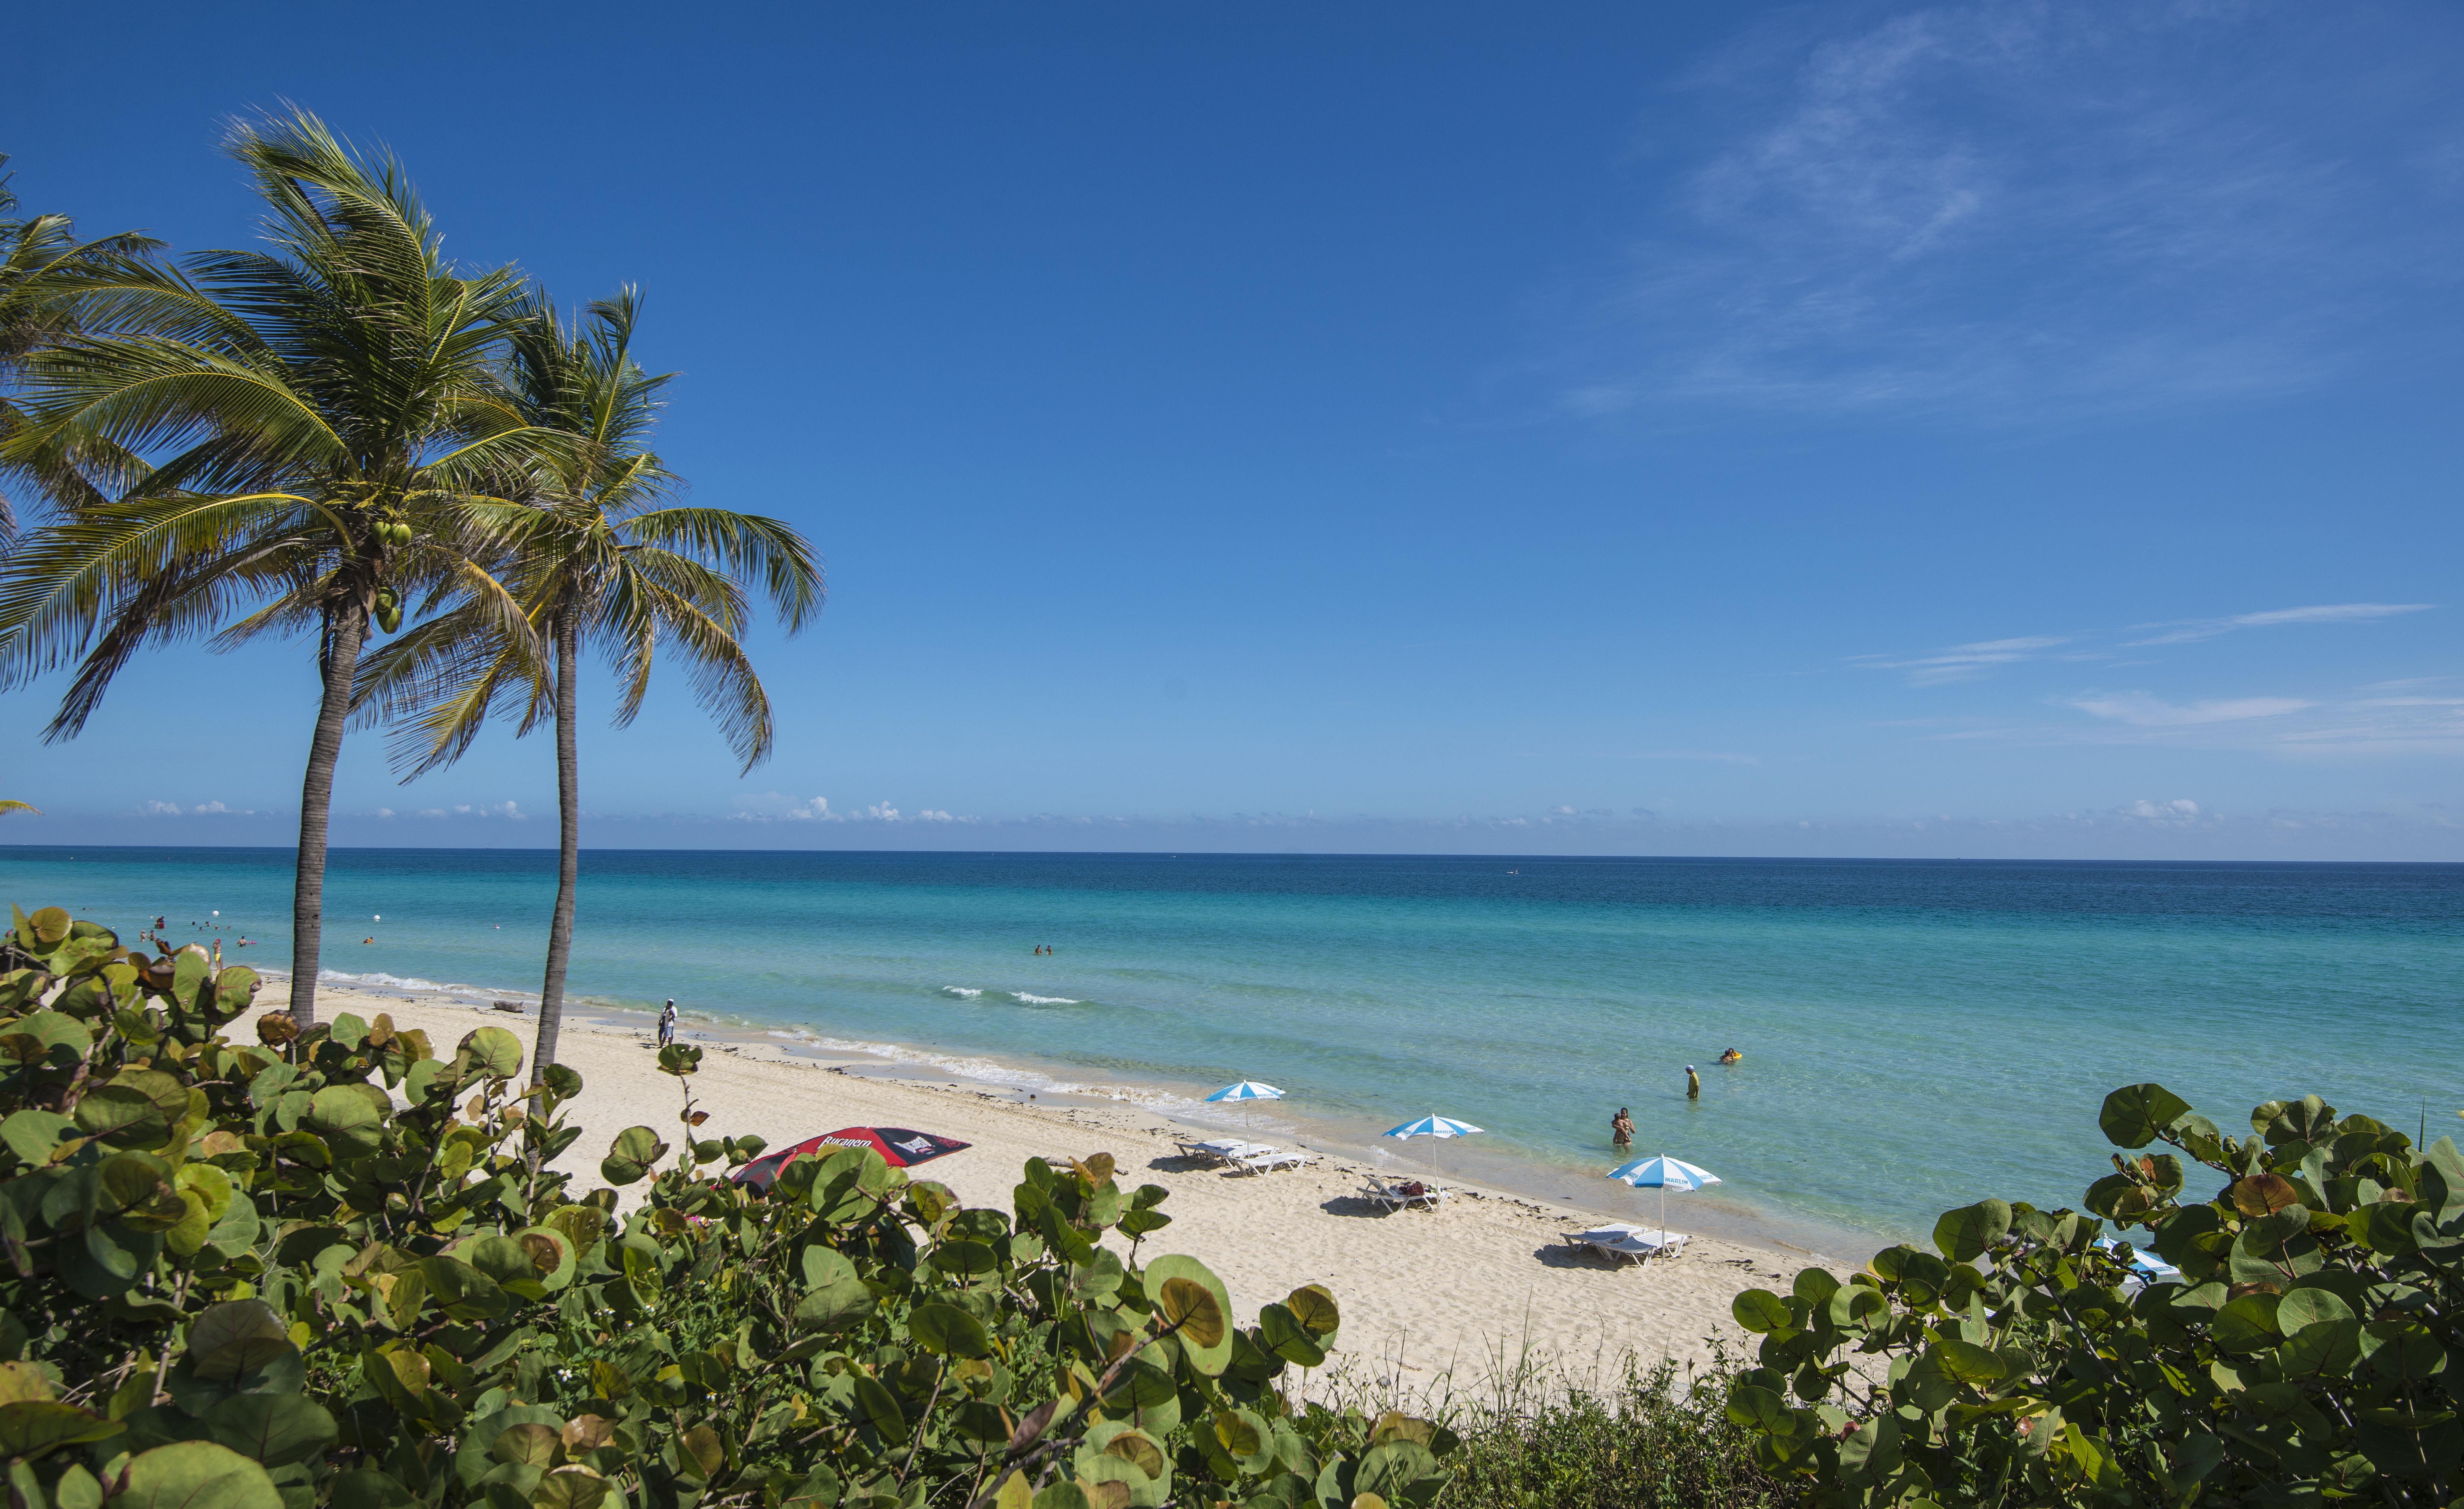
[1384,1114,1484,1140]
[1607,1154,1721,1233]
[1205,1081,1285,1103]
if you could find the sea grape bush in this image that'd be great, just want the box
[0,903,1454,1509]
[1725,1082,2464,1507]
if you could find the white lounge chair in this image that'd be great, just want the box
[1363,1177,1449,1212]
[1562,1224,1689,1267]
[1227,1149,1314,1176]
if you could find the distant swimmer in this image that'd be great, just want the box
[1719,1048,1743,1065]
[1685,1064,1701,1100]
[363,937,375,944]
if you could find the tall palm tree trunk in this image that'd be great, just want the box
[289,604,366,1025]
[533,608,580,1077]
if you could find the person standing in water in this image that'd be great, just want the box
[1685,1064,1701,1100]
[1611,1107,1634,1147]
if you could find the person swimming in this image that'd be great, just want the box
[1685,1064,1701,1100]
[1718,1047,1743,1065]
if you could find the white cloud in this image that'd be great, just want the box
[2063,693,2312,726]
[143,800,181,815]
[1562,4,2457,423]
[2127,602,2434,646]
[1851,635,2067,685]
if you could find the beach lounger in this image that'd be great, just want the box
[1561,1225,1690,1267]
[2092,1236,2182,1297]
[1182,1139,1272,1167]
[1362,1177,1449,1212]
[1227,1149,1313,1176]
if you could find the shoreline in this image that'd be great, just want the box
[279,962,1882,1267]
[247,974,1842,1393]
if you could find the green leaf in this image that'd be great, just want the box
[598,1126,667,1185]
[1932,1339,2007,1386]
[1286,1284,1340,1339]
[1732,1289,1791,1334]
[2276,1286,2355,1331]
[1933,1200,2012,1262]
[0,1402,123,1459]
[909,1303,992,1359]
[417,1257,508,1321]
[2276,1318,2364,1380]
[1143,1256,1234,1375]
[793,1248,875,1332]
[328,1470,418,1509]
[0,1110,77,1166]
[2099,1084,2192,1149]
[75,1080,175,1148]
[2210,1293,2284,1354]
[186,1301,295,1381]
[305,1085,385,1156]
[204,1392,337,1467]
[459,1026,524,1079]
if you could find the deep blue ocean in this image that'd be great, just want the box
[5,846,2459,1250]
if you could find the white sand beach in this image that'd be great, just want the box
[252,979,1832,1399]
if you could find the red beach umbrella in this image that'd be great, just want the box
[730,1126,972,1190]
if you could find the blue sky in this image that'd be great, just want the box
[6,1,2462,858]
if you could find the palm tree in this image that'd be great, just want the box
[0,154,165,536]
[0,112,547,1023]
[357,290,822,1074]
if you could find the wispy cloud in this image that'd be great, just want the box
[1850,635,2068,685]
[2062,693,2312,727]
[1858,602,2436,686]
[2125,602,2436,645]
[1561,3,2462,423]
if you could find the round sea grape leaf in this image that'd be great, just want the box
[204,1392,337,1467]
[1732,1289,1790,1335]
[1931,1339,2007,1386]
[415,1256,508,1322]
[512,1226,577,1291]
[1354,1441,1440,1505]
[187,1301,295,1382]
[305,1085,385,1156]
[2277,1286,2356,1331]
[0,1109,77,1167]
[1286,1284,1340,1339]
[116,1440,286,1509]
[2277,1318,2364,1381]
[599,1126,667,1186]
[2210,1293,2284,1354]
[0,1401,123,1459]
[532,1468,612,1509]
[327,1471,418,1509]
[2100,1084,2192,1150]
[544,1204,608,1253]
[1143,1256,1234,1375]
[1257,1304,1326,1368]
[931,1239,998,1277]
[458,1026,524,1080]
[909,1302,992,1359]
[75,1083,172,1149]
[1933,1200,2013,1262]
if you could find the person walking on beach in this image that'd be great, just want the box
[1611,1107,1634,1147]
[1685,1064,1701,1100]
[657,999,677,1047]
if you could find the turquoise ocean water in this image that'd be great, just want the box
[4,846,2458,1252]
